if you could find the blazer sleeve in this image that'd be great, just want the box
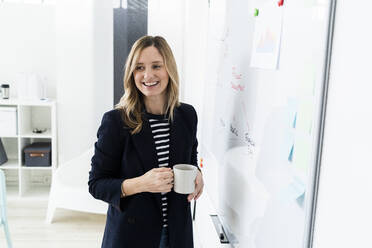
[190,106,199,169]
[88,111,127,212]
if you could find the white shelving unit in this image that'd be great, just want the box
[0,98,57,197]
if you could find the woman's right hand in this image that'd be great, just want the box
[140,167,174,193]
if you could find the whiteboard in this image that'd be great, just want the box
[200,0,335,247]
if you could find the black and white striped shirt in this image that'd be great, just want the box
[147,113,170,229]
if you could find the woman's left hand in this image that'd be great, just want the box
[187,170,204,202]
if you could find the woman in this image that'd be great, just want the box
[89,35,204,248]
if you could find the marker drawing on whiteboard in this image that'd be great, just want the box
[245,132,255,155]
[230,124,238,137]
[232,66,243,80]
[231,82,245,92]
[244,133,255,146]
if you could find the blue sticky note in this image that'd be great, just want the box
[296,192,305,208]
[292,112,297,129]
[288,144,294,162]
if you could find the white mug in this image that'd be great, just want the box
[173,164,198,194]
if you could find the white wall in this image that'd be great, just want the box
[313,1,372,248]
[182,0,209,128]
[0,1,112,164]
[0,3,56,98]
[148,0,209,135]
[56,0,113,164]
[147,0,186,100]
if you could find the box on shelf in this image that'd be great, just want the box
[0,107,17,136]
[24,142,51,167]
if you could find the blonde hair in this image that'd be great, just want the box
[115,35,180,134]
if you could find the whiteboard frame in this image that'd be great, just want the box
[305,0,337,247]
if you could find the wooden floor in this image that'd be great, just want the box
[0,193,201,248]
[0,196,105,248]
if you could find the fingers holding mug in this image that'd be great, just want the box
[188,172,204,201]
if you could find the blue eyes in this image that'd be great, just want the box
[135,65,162,71]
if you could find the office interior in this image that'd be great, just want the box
[0,0,371,247]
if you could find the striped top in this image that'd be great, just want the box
[147,112,170,229]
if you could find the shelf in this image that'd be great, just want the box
[20,129,52,138]
[0,99,56,197]
[0,159,19,169]
[0,135,18,138]
[0,99,17,106]
[21,166,52,170]
[18,99,55,107]
[0,98,55,106]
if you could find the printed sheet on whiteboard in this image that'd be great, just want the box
[250,3,283,70]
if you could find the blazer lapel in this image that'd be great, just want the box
[169,107,189,168]
[131,116,158,173]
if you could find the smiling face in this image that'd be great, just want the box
[133,46,169,101]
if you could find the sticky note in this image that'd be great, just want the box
[292,112,297,129]
[288,144,294,162]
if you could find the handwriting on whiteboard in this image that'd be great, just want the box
[230,124,239,137]
[231,82,245,91]
[231,66,245,92]
[232,66,242,79]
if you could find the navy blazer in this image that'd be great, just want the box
[89,103,198,248]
